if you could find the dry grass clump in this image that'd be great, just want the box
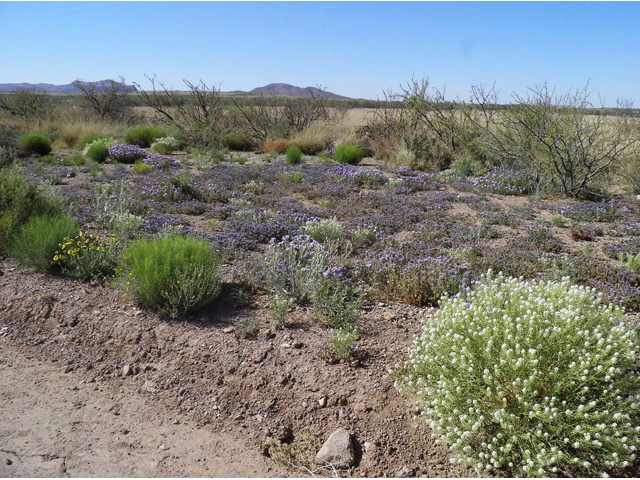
[262,138,291,154]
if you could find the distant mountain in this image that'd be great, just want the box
[248,83,349,99]
[0,80,136,93]
[0,80,348,99]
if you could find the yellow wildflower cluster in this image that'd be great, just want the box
[53,230,119,263]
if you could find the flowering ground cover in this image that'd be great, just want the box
[4,151,640,478]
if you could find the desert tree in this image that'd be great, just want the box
[0,88,52,120]
[72,77,136,123]
[359,78,477,170]
[231,86,333,143]
[469,81,640,198]
[134,75,226,147]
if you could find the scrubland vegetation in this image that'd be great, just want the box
[1,77,639,477]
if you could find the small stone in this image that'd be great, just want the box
[121,428,130,435]
[158,444,168,451]
[396,466,416,478]
[315,428,355,469]
[144,380,159,393]
[382,312,397,322]
[222,326,235,334]
[363,441,375,452]
[301,399,309,409]
[318,396,327,408]
[280,343,291,348]
[5,459,13,465]
[122,364,131,377]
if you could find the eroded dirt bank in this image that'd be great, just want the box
[0,260,473,477]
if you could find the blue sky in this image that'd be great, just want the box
[1,2,639,104]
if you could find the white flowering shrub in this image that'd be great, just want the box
[150,136,180,155]
[396,271,640,477]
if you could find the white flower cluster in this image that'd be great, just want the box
[396,271,640,477]
[150,136,180,154]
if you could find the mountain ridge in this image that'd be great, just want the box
[0,80,350,98]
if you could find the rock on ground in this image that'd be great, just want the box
[315,427,355,469]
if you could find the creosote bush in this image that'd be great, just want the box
[19,133,52,156]
[120,235,222,318]
[396,271,640,477]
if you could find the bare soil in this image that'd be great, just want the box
[0,260,474,478]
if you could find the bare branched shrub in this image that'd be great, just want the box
[359,79,479,171]
[72,77,136,124]
[135,75,227,147]
[0,89,53,120]
[469,82,640,198]
[231,87,334,143]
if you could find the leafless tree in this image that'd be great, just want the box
[72,76,136,123]
[134,75,226,147]
[231,87,333,142]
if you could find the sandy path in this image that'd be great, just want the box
[0,340,287,478]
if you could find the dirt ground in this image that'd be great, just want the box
[0,340,287,478]
[0,260,474,478]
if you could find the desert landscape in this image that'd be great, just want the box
[0,74,639,479]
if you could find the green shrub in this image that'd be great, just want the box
[0,166,66,252]
[120,235,222,318]
[0,146,17,168]
[83,137,115,163]
[285,146,303,165]
[324,325,360,363]
[334,144,365,165]
[271,295,294,329]
[618,252,640,274]
[19,133,52,156]
[224,132,256,152]
[9,214,78,272]
[311,269,364,328]
[84,142,109,163]
[150,136,180,155]
[54,230,119,281]
[124,126,167,148]
[396,271,640,477]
